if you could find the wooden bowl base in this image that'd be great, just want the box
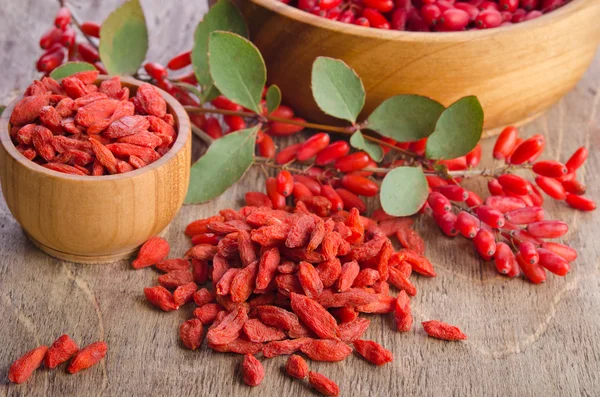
[25,226,170,264]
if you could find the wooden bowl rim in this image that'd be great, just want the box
[0,75,191,182]
[248,0,592,41]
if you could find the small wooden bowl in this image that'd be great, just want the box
[240,0,600,135]
[0,76,191,264]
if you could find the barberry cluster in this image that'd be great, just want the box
[285,0,572,31]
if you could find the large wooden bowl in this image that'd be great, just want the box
[0,76,191,264]
[241,0,600,135]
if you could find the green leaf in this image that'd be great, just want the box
[185,125,259,204]
[192,0,247,103]
[367,95,444,142]
[425,96,484,159]
[50,62,96,80]
[266,85,281,115]
[99,0,148,75]
[172,82,203,100]
[380,167,429,217]
[349,130,383,162]
[311,57,365,123]
[208,32,265,114]
[0,105,5,117]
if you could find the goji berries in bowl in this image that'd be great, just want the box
[240,0,600,133]
[0,75,191,264]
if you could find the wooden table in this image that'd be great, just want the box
[1,1,599,396]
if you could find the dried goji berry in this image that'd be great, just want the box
[422,320,467,341]
[242,354,265,386]
[144,285,178,311]
[262,338,312,358]
[67,341,107,374]
[180,318,204,350]
[309,371,340,397]
[8,346,48,383]
[290,293,339,339]
[285,354,309,379]
[158,269,194,289]
[394,291,413,332]
[132,237,170,269]
[300,339,352,362]
[194,303,224,324]
[173,282,198,306]
[298,261,324,298]
[242,319,286,343]
[353,340,393,365]
[338,317,371,342]
[45,335,79,369]
[206,306,248,345]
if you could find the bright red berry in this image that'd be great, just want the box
[465,191,483,207]
[167,51,192,70]
[334,152,371,173]
[276,171,294,197]
[509,134,545,165]
[266,177,286,209]
[224,115,246,132]
[144,62,168,81]
[341,175,379,197]
[565,194,596,211]
[532,160,568,178]
[475,9,502,28]
[362,8,391,28]
[504,206,545,224]
[516,252,546,284]
[473,228,496,259]
[436,185,468,202]
[335,188,367,212]
[499,0,519,11]
[269,118,305,136]
[497,174,531,195]
[428,192,452,215]
[565,147,588,173]
[275,143,301,165]
[476,205,505,228]
[456,211,480,238]
[484,196,526,213]
[526,220,568,239]
[212,96,243,112]
[292,183,314,201]
[203,117,223,139]
[363,0,394,12]
[81,21,101,38]
[39,27,63,49]
[537,248,570,276]
[465,144,482,166]
[561,179,586,195]
[519,242,539,265]
[296,133,330,161]
[535,176,566,200]
[541,242,577,262]
[321,185,344,212]
[494,242,517,275]
[433,211,458,236]
[77,42,100,63]
[54,7,71,29]
[487,178,504,196]
[315,141,350,166]
[257,134,275,158]
[421,4,442,25]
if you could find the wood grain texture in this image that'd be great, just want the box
[0,77,191,263]
[0,1,599,396]
[241,0,600,133]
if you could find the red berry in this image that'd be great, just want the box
[426,175,448,188]
[519,242,539,265]
[436,185,468,201]
[454,2,480,21]
[537,248,570,276]
[294,175,322,195]
[334,152,371,173]
[81,21,101,38]
[456,211,480,238]
[532,160,568,178]
[433,211,458,236]
[270,105,295,119]
[475,9,502,28]
[465,191,483,207]
[39,27,63,49]
[428,192,451,215]
[474,228,496,259]
[498,174,531,195]
[565,194,596,211]
[339,9,357,23]
[526,220,568,239]
[529,184,545,206]
[269,118,305,136]
[504,206,545,224]
[296,133,330,161]
[535,176,566,200]
[335,188,367,212]
[494,242,517,275]
[144,62,168,81]
[465,144,482,166]
[565,147,588,173]
[321,185,344,212]
[499,0,519,11]
[36,51,64,73]
[77,42,100,63]
[224,115,246,132]
[476,205,505,228]
[203,117,223,139]
[293,183,314,201]
[363,0,394,12]
[479,0,499,10]
[421,4,442,25]
[60,27,76,48]
[54,7,72,29]
[266,177,286,209]
[508,134,544,165]
[212,96,243,112]
[439,156,468,171]
[320,0,342,10]
[355,17,371,27]
[487,178,505,196]
[315,141,350,165]
[541,242,577,262]
[483,196,526,213]
[341,175,379,197]
[275,143,301,165]
[410,138,428,155]
[391,9,408,29]
[524,10,543,20]
[561,179,586,195]
[276,170,294,197]
[257,134,275,158]
[167,51,192,70]
[362,8,390,28]
[516,252,546,284]
[520,0,539,10]
[511,8,527,21]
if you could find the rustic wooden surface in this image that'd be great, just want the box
[0,1,599,396]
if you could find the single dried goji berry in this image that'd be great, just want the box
[132,237,170,269]
[290,293,339,339]
[180,318,204,350]
[337,261,360,292]
[285,354,309,379]
[242,354,265,387]
[155,258,189,273]
[298,261,324,298]
[316,258,342,288]
[242,319,286,343]
[422,320,467,341]
[45,335,79,369]
[67,341,107,374]
[8,346,48,384]
[173,282,198,306]
[309,371,340,397]
[132,83,167,118]
[158,269,194,289]
[300,339,352,362]
[206,306,248,345]
[144,286,179,311]
[353,340,393,365]
[338,317,371,342]
[262,338,312,358]
[194,303,223,324]
[230,261,258,302]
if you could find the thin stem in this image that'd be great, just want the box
[58,0,98,49]
[183,105,414,156]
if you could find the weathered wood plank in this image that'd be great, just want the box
[0,1,599,396]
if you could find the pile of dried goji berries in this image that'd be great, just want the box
[8,70,177,176]
[8,335,107,384]
[285,0,572,31]
[134,199,466,395]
